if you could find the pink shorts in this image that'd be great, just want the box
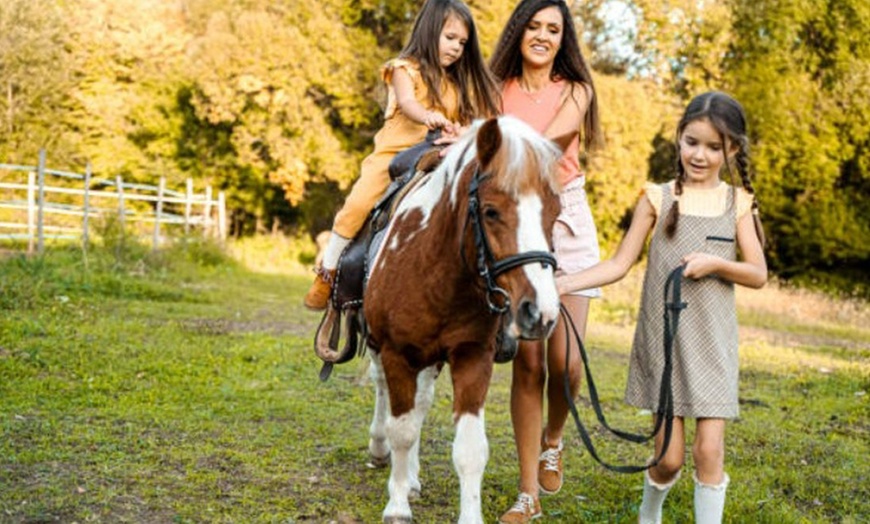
[553,177,601,298]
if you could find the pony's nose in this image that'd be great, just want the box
[517,299,541,334]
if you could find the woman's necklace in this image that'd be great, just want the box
[518,80,546,105]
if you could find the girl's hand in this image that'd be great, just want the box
[441,122,464,138]
[681,252,722,279]
[424,111,450,130]
[435,123,467,156]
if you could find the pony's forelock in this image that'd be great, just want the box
[496,116,562,197]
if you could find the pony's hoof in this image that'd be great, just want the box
[367,452,390,469]
[383,517,412,524]
[408,487,421,501]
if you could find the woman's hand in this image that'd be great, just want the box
[555,275,573,296]
[681,252,722,279]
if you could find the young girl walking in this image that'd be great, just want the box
[304,0,499,310]
[557,91,767,523]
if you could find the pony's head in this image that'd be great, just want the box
[455,116,563,344]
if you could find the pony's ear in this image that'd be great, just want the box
[476,118,502,168]
[551,130,577,153]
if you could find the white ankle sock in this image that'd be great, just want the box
[693,472,729,524]
[638,469,681,524]
[321,233,351,270]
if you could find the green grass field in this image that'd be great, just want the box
[0,241,867,523]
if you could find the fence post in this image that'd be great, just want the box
[184,178,193,236]
[115,175,125,260]
[152,176,165,252]
[27,170,36,255]
[36,149,47,255]
[203,185,213,238]
[82,162,92,252]
[218,191,227,241]
[116,175,125,230]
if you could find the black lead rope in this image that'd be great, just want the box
[563,265,686,473]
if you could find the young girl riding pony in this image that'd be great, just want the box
[557,91,768,523]
[304,0,499,309]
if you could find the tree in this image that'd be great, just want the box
[587,74,679,253]
[62,0,191,181]
[0,0,72,163]
[184,1,387,232]
[627,0,732,97]
[725,0,869,283]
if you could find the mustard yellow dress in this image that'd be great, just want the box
[332,58,460,239]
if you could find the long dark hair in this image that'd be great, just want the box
[665,91,765,246]
[399,0,499,123]
[489,0,600,150]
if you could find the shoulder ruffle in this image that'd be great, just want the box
[735,186,755,219]
[642,181,665,216]
[382,58,421,84]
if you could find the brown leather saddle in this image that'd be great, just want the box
[314,132,445,380]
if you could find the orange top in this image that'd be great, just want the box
[376,58,461,154]
[501,77,582,186]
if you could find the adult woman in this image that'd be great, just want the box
[489,1,602,522]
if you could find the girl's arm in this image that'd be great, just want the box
[543,82,591,141]
[556,194,657,295]
[681,212,767,288]
[391,67,452,130]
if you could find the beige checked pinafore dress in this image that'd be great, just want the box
[624,183,740,418]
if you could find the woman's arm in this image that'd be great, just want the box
[556,194,656,295]
[543,82,591,142]
[392,68,451,130]
[681,212,767,288]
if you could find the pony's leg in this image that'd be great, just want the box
[407,364,439,500]
[382,353,426,523]
[368,353,391,467]
[450,353,494,524]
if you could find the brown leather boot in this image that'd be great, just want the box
[303,267,336,310]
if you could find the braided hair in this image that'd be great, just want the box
[665,91,766,246]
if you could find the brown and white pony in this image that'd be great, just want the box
[364,116,564,523]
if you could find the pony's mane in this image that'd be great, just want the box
[441,116,563,204]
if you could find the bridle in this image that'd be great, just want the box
[464,165,557,314]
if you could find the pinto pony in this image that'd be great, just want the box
[364,117,565,523]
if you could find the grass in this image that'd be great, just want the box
[0,238,867,523]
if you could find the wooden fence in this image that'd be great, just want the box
[0,150,226,255]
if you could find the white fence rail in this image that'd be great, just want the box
[0,150,226,255]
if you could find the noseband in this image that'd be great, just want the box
[465,166,557,314]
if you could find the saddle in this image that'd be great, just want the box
[315,132,445,380]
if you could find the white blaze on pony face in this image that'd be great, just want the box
[516,193,560,332]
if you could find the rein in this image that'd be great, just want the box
[563,265,686,473]
[464,166,557,314]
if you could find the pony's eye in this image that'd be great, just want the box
[483,207,500,221]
